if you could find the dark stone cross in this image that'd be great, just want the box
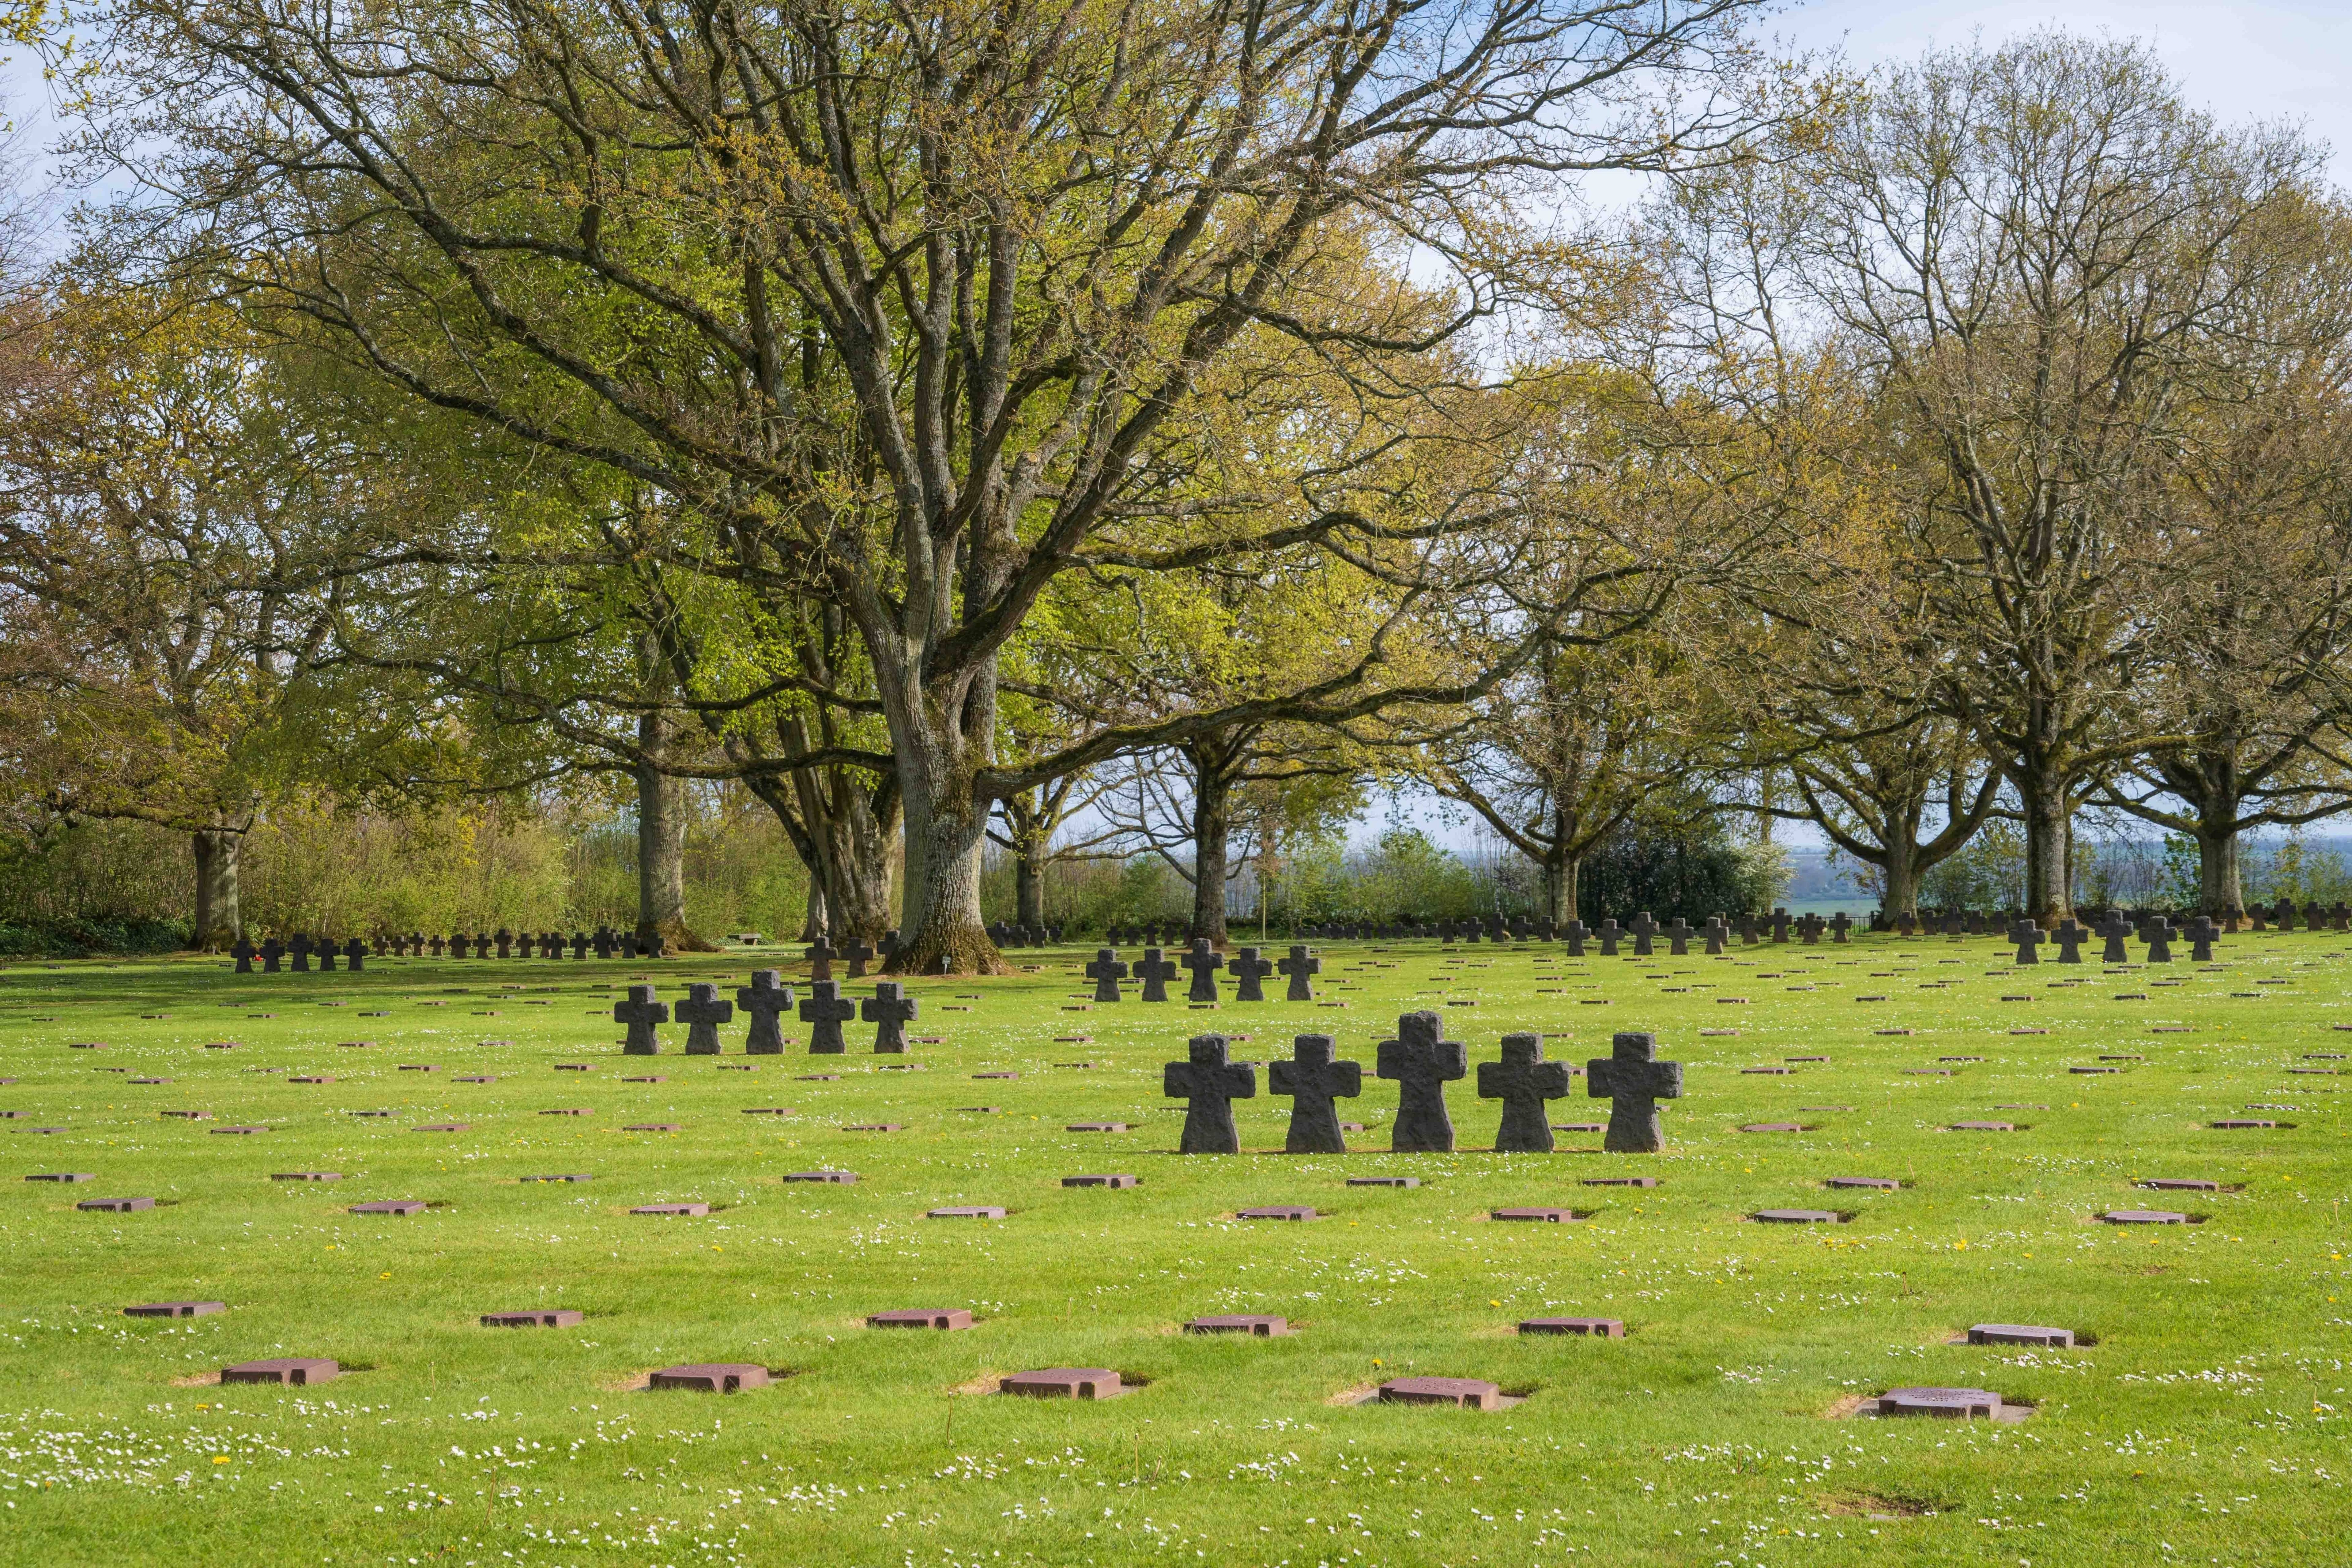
[593,926,616,959]
[1562,919,1589,958]
[615,985,669,1055]
[1135,947,1178,1003]
[2052,919,2087,963]
[2143,917,2175,963]
[232,937,256,974]
[2185,915,2218,962]
[1768,908,1792,943]
[1736,911,1758,945]
[1269,1033,1361,1154]
[315,937,336,971]
[617,930,639,960]
[674,983,733,1054]
[800,980,857,1054]
[1085,949,1128,1002]
[1180,939,1224,1002]
[1629,911,1658,956]
[344,937,366,972]
[1162,1034,1255,1154]
[571,932,589,960]
[289,934,312,973]
[1229,947,1273,1002]
[1376,1011,1468,1153]
[1586,1031,1683,1154]
[2010,921,2043,965]
[1277,945,1320,1001]
[806,938,837,982]
[1702,916,1727,956]
[845,941,876,979]
[495,929,514,959]
[2098,910,2132,963]
[1596,919,1622,957]
[735,970,793,1054]
[1830,912,1853,944]
[1477,1032,1574,1153]
[862,981,919,1052]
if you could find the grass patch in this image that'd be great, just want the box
[0,933,2346,1562]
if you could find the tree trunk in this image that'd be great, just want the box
[2199,822,2244,927]
[635,711,707,950]
[190,829,242,950]
[1560,853,1582,925]
[897,771,998,971]
[1880,839,1919,921]
[1015,842,1047,930]
[801,882,827,943]
[2019,763,2074,923]
[1191,761,1232,948]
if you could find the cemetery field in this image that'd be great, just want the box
[0,937,2347,1568]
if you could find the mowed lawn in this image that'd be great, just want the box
[0,934,2344,1567]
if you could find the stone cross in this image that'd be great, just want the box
[259,937,283,972]
[862,981,919,1052]
[1277,945,1319,1001]
[615,985,669,1055]
[735,970,793,1054]
[1269,1033,1362,1154]
[1586,1031,1682,1153]
[799,980,857,1053]
[2097,910,2132,963]
[571,932,589,960]
[1665,917,1693,956]
[1596,919,1622,957]
[1562,919,1589,958]
[289,934,313,972]
[344,937,366,972]
[845,940,876,979]
[617,930,639,960]
[2052,919,2087,963]
[1376,1011,1468,1153]
[1180,939,1224,1002]
[676,982,734,1054]
[593,926,615,959]
[495,929,514,959]
[1135,947,1178,1003]
[806,938,837,982]
[1702,916,1727,956]
[1736,911,1758,945]
[2143,917,2174,963]
[315,937,336,971]
[1163,1034,1256,1154]
[1229,946,1273,1002]
[1830,912,1852,943]
[1477,1033,1573,1153]
[1894,911,1916,937]
[1085,949,1128,1002]
[2185,915,2218,962]
[1769,908,1792,943]
[1629,911,1658,956]
[231,937,256,973]
[2010,921,2043,965]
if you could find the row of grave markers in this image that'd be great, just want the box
[1164,1018,1677,1156]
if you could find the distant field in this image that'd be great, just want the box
[0,933,2344,1566]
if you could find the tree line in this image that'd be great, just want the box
[5,7,2351,967]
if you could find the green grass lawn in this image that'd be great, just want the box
[0,933,2345,1566]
